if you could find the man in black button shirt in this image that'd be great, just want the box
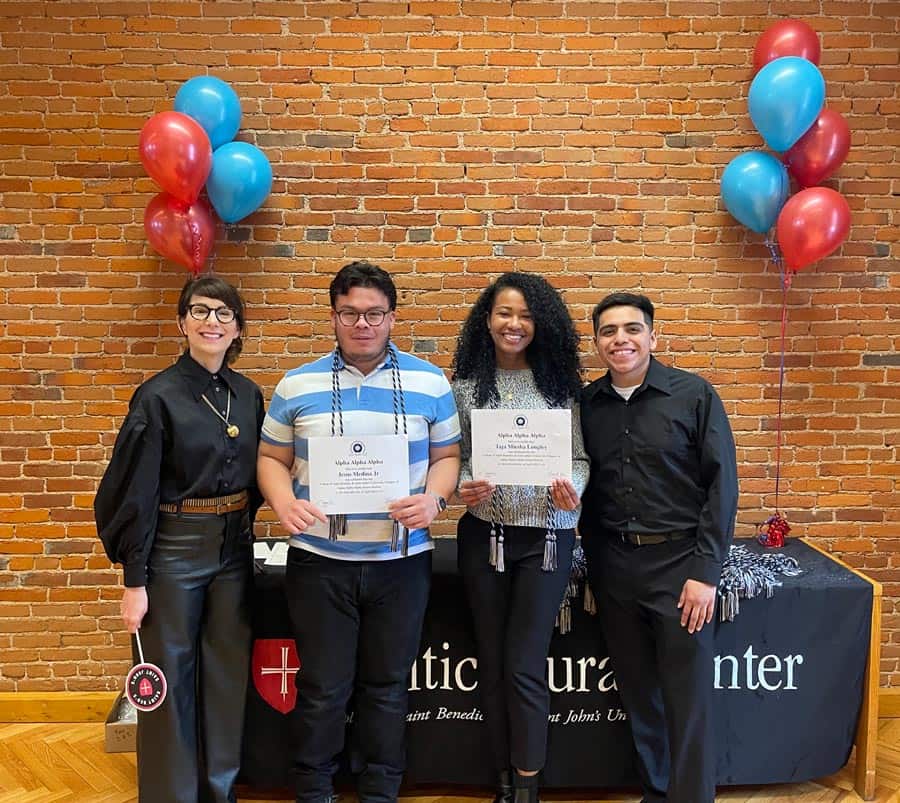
[579,292,738,803]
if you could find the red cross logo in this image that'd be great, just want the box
[251,639,301,714]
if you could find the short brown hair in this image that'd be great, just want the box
[177,275,246,364]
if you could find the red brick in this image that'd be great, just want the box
[0,0,897,689]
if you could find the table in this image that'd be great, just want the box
[240,537,881,798]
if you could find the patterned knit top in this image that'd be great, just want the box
[452,368,590,530]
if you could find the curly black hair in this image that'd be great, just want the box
[452,272,583,407]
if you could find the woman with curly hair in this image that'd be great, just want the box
[451,273,589,803]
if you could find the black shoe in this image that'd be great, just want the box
[493,769,514,803]
[512,772,539,803]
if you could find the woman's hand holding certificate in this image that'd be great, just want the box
[470,409,572,487]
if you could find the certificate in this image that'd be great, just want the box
[308,434,409,514]
[470,408,572,487]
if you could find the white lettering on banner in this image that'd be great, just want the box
[562,708,628,724]
[713,646,803,691]
[435,706,484,721]
[407,709,432,722]
[547,655,618,693]
[409,642,478,691]
[406,642,803,694]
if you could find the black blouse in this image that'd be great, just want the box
[94,352,265,587]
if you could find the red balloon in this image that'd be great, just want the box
[783,108,851,188]
[776,187,850,272]
[144,192,216,274]
[753,20,821,74]
[139,111,212,204]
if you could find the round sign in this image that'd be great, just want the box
[125,661,167,712]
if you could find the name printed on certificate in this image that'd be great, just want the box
[308,434,409,514]
[471,408,572,487]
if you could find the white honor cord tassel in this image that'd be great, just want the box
[134,629,145,665]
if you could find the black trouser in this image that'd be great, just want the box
[584,535,716,803]
[285,547,432,803]
[136,509,253,803]
[457,513,575,774]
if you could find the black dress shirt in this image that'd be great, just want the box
[579,357,738,585]
[94,352,265,587]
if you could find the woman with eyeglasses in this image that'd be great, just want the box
[94,275,265,803]
[451,273,588,803]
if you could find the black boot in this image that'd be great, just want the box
[512,771,539,803]
[493,769,514,803]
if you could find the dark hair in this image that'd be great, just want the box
[329,261,397,311]
[591,292,655,334]
[452,272,582,407]
[177,275,246,364]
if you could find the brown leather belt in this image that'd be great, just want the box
[159,490,248,515]
[617,529,694,547]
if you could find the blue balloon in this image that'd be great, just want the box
[749,56,825,153]
[721,151,790,233]
[206,142,273,224]
[174,76,241,151]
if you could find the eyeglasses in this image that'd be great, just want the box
[188,304,236,324]
[336,309,388,326]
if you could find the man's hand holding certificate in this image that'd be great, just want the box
[471,409,572,486]
[308,434,409,513]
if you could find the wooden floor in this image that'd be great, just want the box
[0,721,897,803]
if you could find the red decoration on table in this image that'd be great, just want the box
[757,513,791,548]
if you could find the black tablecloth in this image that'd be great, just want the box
[240,538,871,790]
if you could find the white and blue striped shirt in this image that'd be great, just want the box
[262,346,460,560]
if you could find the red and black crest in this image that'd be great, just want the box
[252,638,301,714]
[126,662,167,712]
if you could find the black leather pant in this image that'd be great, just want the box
[135,509,253,803]
[457,513,575,774]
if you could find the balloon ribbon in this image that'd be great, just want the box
[758,240,792,548]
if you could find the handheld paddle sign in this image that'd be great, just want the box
[125,630,167,712]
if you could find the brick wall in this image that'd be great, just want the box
[0,1,897,690]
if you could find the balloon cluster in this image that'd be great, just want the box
[721,20,851,284]
[138,77,274,274]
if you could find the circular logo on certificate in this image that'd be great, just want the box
[514,415,528,427]
[125,662,167,712]
[350,441,366,455]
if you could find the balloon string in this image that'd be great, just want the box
[189,219,202,277]
[766,238,787,512]
[205,218,220,276]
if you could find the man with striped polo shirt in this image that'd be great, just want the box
[258,261,461,803]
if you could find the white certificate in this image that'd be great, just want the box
[308,435,409,514]
[471,408,572,487]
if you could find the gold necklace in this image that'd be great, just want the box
[201,389,240,438]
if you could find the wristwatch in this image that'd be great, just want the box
[429,492,448,513]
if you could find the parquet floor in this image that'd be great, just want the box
[0,720,897,803]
